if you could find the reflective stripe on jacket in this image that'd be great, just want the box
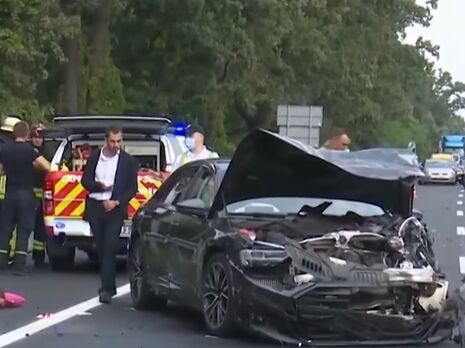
[0,175,5,200]
[33,187,44,198]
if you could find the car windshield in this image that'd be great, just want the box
[227,197,385,217]
[425,160,452,169]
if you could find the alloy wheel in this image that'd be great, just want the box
[129,241,143,299]
[203,262,229,329]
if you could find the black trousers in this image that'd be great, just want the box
[86,199,124,295]
[33,197,46,263]
[0,189,35,268]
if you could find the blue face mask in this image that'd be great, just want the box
[185,137,196,151]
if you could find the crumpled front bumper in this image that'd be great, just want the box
[231,267,462,346]
[228,241,465,346]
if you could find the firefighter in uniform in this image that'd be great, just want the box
[0,121,50,273]
[0,116,22,262]
[30,123,49,267]
[172,124,219,171]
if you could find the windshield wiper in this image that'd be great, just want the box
[228,211,287,218]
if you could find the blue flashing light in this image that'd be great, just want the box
[167,122,190,136]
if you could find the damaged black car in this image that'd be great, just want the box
[128,129,465,346]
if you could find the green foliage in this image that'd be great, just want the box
[0,0,69,120]
[0,0,463,157]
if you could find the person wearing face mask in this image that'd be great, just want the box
[172,124,219,171]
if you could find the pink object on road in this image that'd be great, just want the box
[3,292,26,308]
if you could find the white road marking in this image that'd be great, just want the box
[459,201,463,205]
[0,283,130,348]
[458,210,464,216]
[458,227,465,235]
[462,189,465,193]
[460,257,465,274]
[460,194,464,198]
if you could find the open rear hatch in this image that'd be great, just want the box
[44,115,171,219]
[52,114,171,135]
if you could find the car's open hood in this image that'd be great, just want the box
[209,129,424,218]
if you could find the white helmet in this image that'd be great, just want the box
[0,116,22,132]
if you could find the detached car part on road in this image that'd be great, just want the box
[128,129,465,346]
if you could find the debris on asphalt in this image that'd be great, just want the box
[205,335,218,339]
[36,312,53,319]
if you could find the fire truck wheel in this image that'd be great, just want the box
[46,238,75,271]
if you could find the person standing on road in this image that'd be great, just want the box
[0,121,50,274]
[172,124,219,171]
[0,116,21,263]
[30,123,50,268]
[321,128,351,151]
[81,126,138,304]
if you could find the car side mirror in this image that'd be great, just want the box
[176,198,208,217]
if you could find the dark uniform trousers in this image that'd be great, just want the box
[86,198,125,295]
[32,188,46,264]
[0,188,35,269]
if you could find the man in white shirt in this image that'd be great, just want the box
[81,126,138,304]
[172,124,219,171]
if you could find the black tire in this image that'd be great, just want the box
[201,253,237,337]
[128,236,167,310]
[46,238,75,271]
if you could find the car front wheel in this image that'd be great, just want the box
[128,236,167,310]
[201,253,237,337]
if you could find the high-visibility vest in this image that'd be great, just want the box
[0,175,6,200]
[181,150,218,165]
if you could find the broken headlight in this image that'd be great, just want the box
[239,249,288,267]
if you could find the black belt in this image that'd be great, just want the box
[88,197,109,202]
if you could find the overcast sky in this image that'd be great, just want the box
[405,0,465,82]
[404,0,465,115]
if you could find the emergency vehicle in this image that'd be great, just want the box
[43,115,187,270]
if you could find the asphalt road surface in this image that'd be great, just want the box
[0,185,464,348]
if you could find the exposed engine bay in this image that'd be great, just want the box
[235,203,438,273]
[224,203,465,345]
